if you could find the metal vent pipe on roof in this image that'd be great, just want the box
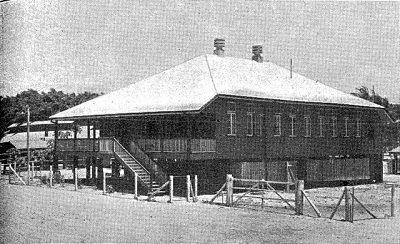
[252,45,263,63]
[214,38,225,57]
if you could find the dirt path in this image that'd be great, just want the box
[1,176,400,243]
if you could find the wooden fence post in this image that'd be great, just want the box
[8,164,11,184]
[344,187,351,222]
[194,175,198,202]
[49,165,53,188]
[186,175,191,202]
[295,180,304,215]
[103,171,106,195]
[27,161,30,185]
[169,175,174,203]
[286,162,290,192]
[74,168,78,191]
[134,172,138,200]
[391,184,396,217]
[351,187,355,222]
[226,174,234,206]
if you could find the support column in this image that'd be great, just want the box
[73,124,78,183]
[85,157,91,182]
[186,115,192,164]
[91,121,97,184]
[86,121,91,181]
[53,121,59,171]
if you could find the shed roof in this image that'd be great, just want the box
[50,54,383,120]
[390,146,400,154]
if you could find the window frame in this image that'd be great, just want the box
[344,117,349,137]
[304,115,311,137]
[331,116,337,137]
[227,102,237,136]
[289,114,296,137]
[246,104,254,136]
[273,114,282,137]
[257,114,264,136]
[356,118,361,138]
[318,116,324,137]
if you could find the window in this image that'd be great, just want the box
[318,116,324,137]
[356,118,361,137]
[289,114,296,137]
[332,116,337,137]
[274,114,281,136]
[304,116,311,137]
[255,114,264,136]
[246,104,254,136]
[344,117,349,137]
[227,102,237,136]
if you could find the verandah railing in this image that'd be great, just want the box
[136,138,216,153]
[57,138,216,153]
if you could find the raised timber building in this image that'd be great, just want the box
[50,39,392,192]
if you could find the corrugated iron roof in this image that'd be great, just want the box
[50,54,383,120]
[8,120,73,128]
[390,146,400,154]
[0,132,49,150]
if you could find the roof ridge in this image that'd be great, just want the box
[205,55,218,94]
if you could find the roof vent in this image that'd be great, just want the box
[252,45,263,63]
[214,38,225,57]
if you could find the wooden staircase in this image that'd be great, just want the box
[113,138,167,193]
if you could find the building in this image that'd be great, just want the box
[388,146,400,174]
[50,39,392,192]
[0,120,99,161]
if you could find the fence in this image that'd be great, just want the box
[209,175,399,222]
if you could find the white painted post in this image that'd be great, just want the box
[49,165,53,188]
[103,171,106,195]
[74,168,78,191]
[344,187,351,222]
[194,175,198,202]
[286,162,290,192]
[391,184,396,217]
[226,174,234,206]
[295,180,304,215]
[90,165,93,179]
[95,166,98,179]
[186,175,191,202]
[169,175,174,203]
[32,161,35,179]
[134,172,138,200]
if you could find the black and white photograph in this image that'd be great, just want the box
[0,0,399,243]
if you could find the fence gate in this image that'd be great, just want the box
[210,175,298,213]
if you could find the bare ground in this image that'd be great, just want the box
[0,173,399,243]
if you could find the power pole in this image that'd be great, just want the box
[27,105,30,185]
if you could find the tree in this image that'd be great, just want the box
[352,86,400,151]
[351,86,389,108]
[0,89,101,140]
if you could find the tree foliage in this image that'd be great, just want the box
[0,89,101,139]
[351,86,390,108]
[352,86,400,151]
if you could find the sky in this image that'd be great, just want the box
[1,0,399,103]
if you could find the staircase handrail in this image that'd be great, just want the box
[113,138,151,175]
[129,140,169,184]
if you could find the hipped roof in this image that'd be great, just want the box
[50,54,383,120]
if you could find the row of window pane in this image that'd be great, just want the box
[274,115,361,138]
[227,105,361,138]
